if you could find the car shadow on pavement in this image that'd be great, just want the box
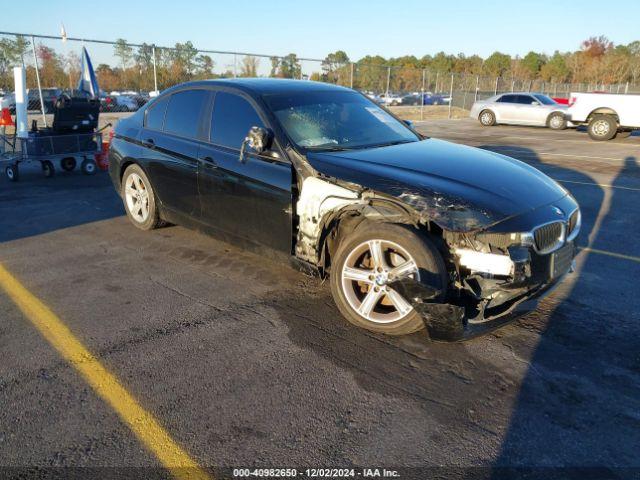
[0,171,123,243]
[483,150,640,478]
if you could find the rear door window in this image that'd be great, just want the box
[145,96,169,131]
[163,89,209,139]
[210,92,265,149]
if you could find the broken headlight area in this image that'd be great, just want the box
[388,230,576,341]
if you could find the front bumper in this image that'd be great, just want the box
[389,242,577,342]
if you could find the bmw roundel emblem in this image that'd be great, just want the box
[552,206,564,217]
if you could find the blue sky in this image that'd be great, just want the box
[3,0,639,60]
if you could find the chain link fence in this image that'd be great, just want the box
[1,31,639,120]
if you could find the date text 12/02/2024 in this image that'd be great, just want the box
[232,468,400,478]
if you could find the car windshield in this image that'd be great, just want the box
[263,90,419,151]
[533,94,556,105]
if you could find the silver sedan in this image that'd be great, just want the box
[470,92,569,130]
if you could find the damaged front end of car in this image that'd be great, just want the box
[291,161,581,341]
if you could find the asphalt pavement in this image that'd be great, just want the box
[1,119,639,479]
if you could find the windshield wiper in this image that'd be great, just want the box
[367,139,416,149]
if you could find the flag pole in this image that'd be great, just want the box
[30,35,47,128]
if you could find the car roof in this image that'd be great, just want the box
[163,78,352,96]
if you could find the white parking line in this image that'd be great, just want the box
[555,179,640,192]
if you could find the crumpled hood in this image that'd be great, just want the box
[305,138,567,232]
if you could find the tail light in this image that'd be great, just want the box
[109,129,115,142]
[568,96,577,107]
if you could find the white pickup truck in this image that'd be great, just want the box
[567,92,640,140]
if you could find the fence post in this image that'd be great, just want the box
[234,54,237,78]
[511,79,514,92]
[448,73,454,119]
[421,68,425,121]
[625,82,629,94]
[152,46,158,93]
[385,66,391,96]
[350,63,354,89]
[494,76,498,95]
[435,71,439,94]
[474,75,479,103]
[30,36,47,128]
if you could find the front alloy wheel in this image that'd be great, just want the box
[341,239,418,324]
[330,222,448,335]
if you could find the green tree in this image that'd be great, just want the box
[521,51,546,79]
[539,51,570,82]
[114,38,133,69]
[483,51,511,76]
[322,50,350,85]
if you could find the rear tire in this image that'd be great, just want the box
[61,157,77,171]
[330,222,448,336]
[588,114,617,141]
[121,164,163,231]
[42,160,55,178]
[81,158,97,175]
[547,112,567,130]
[479,109,496,126]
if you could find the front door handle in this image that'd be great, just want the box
[142,138,155,148]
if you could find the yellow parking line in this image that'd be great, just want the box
[0,263,212,480]
[579,247,640,263]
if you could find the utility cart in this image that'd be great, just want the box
[1,94,106,182]
[1,130,102,181]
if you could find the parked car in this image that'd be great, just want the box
[567,92,640,140]
[27,88,63,113]
[101,94,139,112]
[422,92,451,105]
[470,92,569,130]
[378,93,403,106]
[552,97,569,105]
[109,79,580,341]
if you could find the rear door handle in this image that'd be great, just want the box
[202,156,218,168]
[142,138,155,148]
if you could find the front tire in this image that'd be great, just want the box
[588,114,617,141]
[479,109,496,126]
[330,222,448,336]
[121,164,163,231]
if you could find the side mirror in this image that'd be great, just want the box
[403,119,414,128]
[531,101,539,105]
[239,126,271,163]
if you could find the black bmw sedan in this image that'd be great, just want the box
[108,79,580,341]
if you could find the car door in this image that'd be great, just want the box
[140,89,210,220]
[513,94,542,124]
[495,94,519,122]
[197,90,293,253]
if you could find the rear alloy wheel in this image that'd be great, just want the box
[479,109,496,126]
[330,222,448,335]
[122,164,163,230]
[588,114,617,141]
[548,112,567,130]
